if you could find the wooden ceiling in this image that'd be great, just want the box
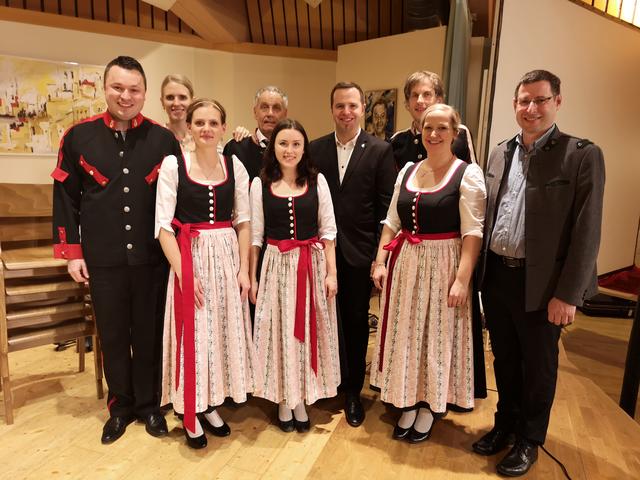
[0,0,494,54]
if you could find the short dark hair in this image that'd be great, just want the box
[514,70,561,98]
[186,98,227,125]
[104,56,147,89]
[261,118,317,188]
[330,82,365,107]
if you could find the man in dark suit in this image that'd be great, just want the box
[472,70,605,476]
[310,82,396,427]
[223,85,288,181]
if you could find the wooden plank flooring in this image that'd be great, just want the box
[1,311,639,479]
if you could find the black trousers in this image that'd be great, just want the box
[336,247,373,395]
[88,262,168,418]
[482,253,561,445]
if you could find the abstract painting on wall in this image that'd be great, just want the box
[0,55,105,155]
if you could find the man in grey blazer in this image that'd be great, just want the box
[472,70,605,476]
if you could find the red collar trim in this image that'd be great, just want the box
[102,111,145,130]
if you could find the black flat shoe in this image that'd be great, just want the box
[392,424,411,440]
[277,408,295,433]
[199,414,231,437]
[101,415,135,444]
[141,412,169,437]
[184,429,207,449]
[472,427,516,456]
[407,422,434,444]
[496,438,538,477]
[294,418,311,433]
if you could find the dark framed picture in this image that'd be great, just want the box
[364,89,396,142]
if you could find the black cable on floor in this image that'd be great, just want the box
[541,445,572,480]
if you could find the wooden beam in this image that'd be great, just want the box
[209,41,337,61]
[0,5,212,48]
[0,6,337,61]
[170,0,250,44]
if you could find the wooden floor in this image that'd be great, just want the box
[1,311,639,479]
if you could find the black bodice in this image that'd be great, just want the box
[397,161,468,234]
[263,182,319,240]
[174,154,235,224]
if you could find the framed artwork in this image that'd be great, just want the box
[0,55,105,155]
[364,88,396,142]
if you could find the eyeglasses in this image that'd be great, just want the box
[516,96,554,108]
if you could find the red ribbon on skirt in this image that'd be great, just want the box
[171,218,232,432]
[377,229,460,371]
[267,237,324,374]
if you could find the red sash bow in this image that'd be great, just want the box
[267,237,324,374]
[171,218,232,432]
[377,230,460,371]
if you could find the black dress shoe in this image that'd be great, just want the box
[294,418,311,433]
[472,427,516,456]
[184,429,207,449]
[407,422,434,443]
[101,415,134,444]
[496,438,538,477]
[344,395,365,427]
[199,414,231,437]
[142,412,169,437]
[392,424,411,440]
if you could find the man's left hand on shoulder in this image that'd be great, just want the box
[547,297,576,326]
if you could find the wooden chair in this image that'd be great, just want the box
[0,183,103,424]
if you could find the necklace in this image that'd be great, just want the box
[194,152,220,180]
[418,156,455,176]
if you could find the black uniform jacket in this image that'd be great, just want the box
[391,124,476,171]
[52,111,182,267]
[477,126,605,311]
[223,135,266,182]
[309,130,396,268]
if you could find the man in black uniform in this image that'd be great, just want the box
[391,70,476,170]
[52,56,182,444]
[223,85,288,181]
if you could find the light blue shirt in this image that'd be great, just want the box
[489,125,556,258]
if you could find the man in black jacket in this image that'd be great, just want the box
[310,82,396,427]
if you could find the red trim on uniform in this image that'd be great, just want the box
[107,396,117,413]
[51,166,69,183]
[79,155,110,186]
[145,163,162,185]
[171,218,233,433]
[377,230,461,371]
[53,243,83,259]
[267,237,324,375]
[102,111,144,130]
[55,113,104,169]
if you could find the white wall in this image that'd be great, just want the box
[0,19,336,183]
[336,28,447,133]
[489,0,640,273]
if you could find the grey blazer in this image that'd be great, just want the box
[477,126,605,312]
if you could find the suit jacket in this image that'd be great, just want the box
[310,130,396,268]
[477,126,605,311]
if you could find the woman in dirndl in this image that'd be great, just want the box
[370,103,486,443]
[249,118,340,433]
[155,98,260,449]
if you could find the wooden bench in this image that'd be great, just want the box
[0,183,104,424]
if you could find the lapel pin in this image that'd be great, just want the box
[361,143,365,148]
